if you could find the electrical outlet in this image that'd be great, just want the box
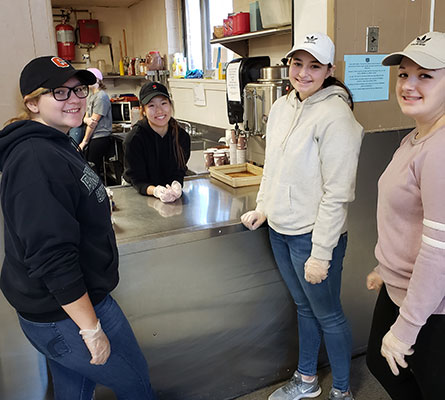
[366,26,379,52]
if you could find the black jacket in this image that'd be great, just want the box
[0,120,119,322]
[123,118,191,195]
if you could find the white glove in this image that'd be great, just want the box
[153,185,176,203]
[241,210,266,231]
[381,330,414,375]
[170,180,182,199]
[367,270,384,291]
[79,319,111,365]
[304,256,330,284]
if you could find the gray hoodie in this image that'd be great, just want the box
[256,85,364,260]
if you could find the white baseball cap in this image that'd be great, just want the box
[286,32,335,65]
[382,32,445,69]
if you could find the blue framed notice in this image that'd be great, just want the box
[344,54,389,102]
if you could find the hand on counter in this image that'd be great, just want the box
[153,185,177,203]
[304,256,330,284]
[367,270,384,291]
[241,210,266,231]
[170,180,182,199]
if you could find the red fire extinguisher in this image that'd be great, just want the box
[55,23,75,60]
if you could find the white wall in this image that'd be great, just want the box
[1,0,56,126]
[169,79,231,129]
[293,0,328,39]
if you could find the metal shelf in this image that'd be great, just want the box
[103,75,147,80]
[210,25,291,57]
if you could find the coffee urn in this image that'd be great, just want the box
[225,56,270,126]
[243,64,290,137]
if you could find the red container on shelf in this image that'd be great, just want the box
[233,12,250,35]
[223,18,230,36]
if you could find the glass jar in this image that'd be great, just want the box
[146,51,163,71]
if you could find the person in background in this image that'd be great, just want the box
[241,33,363,400]
[80,67,113,182]
[123,81,190,203]
[0,56,157,399]
[366,32,445,400]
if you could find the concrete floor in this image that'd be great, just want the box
[234,354,390,400]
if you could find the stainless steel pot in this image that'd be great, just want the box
[243,81,290,137]
[259,65,289,81]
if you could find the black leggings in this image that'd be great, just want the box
[366,284,445,400]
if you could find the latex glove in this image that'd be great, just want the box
[153,185,176,203]
[241,210,266,231]
[367,270,383,291]
[79,320,111,365]
[170,180,182,199]
[304,256,330,284]
[84,116,98,129]
[381,330,414,376]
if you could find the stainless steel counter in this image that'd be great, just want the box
[112,176,259,248]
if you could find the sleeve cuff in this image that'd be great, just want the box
[390,315,421,346]
[310,244,332,261]
[53,279,88,305]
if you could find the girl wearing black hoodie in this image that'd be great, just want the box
[0,56,156,399]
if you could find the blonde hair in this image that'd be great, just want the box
[4,87,47,127]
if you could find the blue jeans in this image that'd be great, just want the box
[269,229,352,392]
[18,295,157,400]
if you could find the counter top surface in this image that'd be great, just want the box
[111,177,259,246]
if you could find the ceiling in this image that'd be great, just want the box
[52,0,141,8]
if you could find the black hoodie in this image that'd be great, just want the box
[0,120,118,322]
[123,118,191,195]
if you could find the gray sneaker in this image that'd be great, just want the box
[328,388,354,400]
[268,371,322,400]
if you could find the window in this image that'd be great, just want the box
[183,0,233,74]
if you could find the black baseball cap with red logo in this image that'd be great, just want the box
[19,56,96,97]
[139,81,171,105]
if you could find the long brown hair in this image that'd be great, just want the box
[4,88,47,127]
[168,117,186,169]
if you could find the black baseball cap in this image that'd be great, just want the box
[139,81,170,105]
[19,56,96,97]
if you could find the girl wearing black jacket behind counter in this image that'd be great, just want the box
[123,81,191,203]
[0,56,156,400]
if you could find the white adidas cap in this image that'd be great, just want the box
[286,32,335,65]
[382,32,445,69]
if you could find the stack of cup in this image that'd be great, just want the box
[236,134,247,164]
[229,129,237,164]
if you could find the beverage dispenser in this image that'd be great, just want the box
[243,63,290,137]
[225,56,270,126]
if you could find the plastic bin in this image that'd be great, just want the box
[258,0,291,28]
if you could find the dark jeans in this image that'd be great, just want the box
[366,284,445,400]
[268,229,352,392]
[18,295,157,400]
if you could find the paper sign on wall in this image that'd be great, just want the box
[193,84,206,106]
[226,61,242,102]
[344,54,389,102]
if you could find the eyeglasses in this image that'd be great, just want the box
[42,85,89,101]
